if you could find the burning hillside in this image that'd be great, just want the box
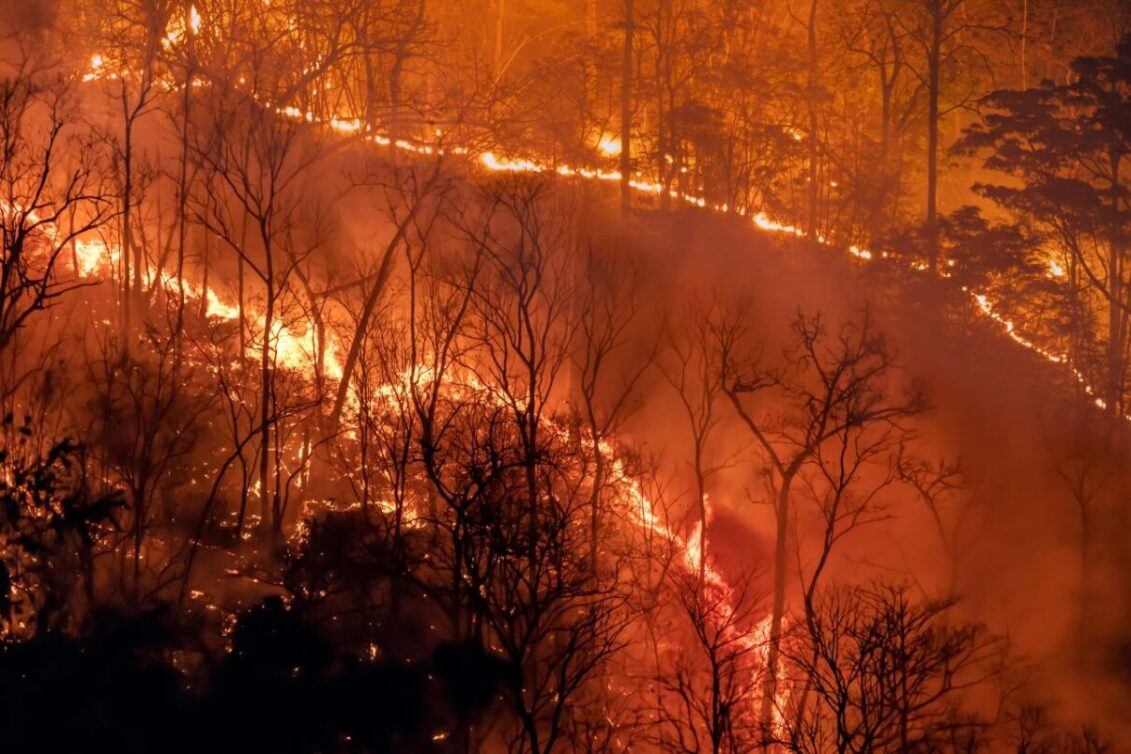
[0,2,1128,753]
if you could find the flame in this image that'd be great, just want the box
[73,238,115,276]
[83,53,105,83]
[64,220,335,377]
[480,152,544,173]
[753,212,804,237]
[596,135,622,156]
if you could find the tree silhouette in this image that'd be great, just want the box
[956,35,1131,412]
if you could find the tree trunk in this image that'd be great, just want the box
[122,116,135,339]
[806,0,820,239]
[175,27,193,366]
[330,178,437,429]
[493,0,505,75]
[657,0,672,212]
[199,234,210,320]
[1107,148,1125,413]
[259,242,275,537]
[589,428,604,578]
[760,469,796,749]
[1020,0,1028,89]
[925,3,942,275]
[694,441,709,586]
[621,0,634,211]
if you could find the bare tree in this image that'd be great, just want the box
[191,82,324,538]
[833,0,922,238]
[573,240,655,577]
[661,296,735,585]
[1040,406,1118,631]
[718,309,924,743]
[482,458,629,754]
[1010,703,1111,754]
[0,58,110,386]
[330,155,449,430]
[655,565,769,754]
[463,177,579,560]
[785,582,1001,754]
[89,0,175,333]
[896,451,971,593]
[898,0,1007,273]
[84,323,212,602]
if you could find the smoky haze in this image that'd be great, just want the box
[0,2,1127,753]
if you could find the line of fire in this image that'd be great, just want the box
[0,1,1127,752]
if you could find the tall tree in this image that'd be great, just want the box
[0,59,110,393]
[955,35,1131,412]
[621,0,635,211]
[718,310,923,744]
[901,0,1004,274]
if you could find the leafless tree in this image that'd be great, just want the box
[83,323,212,602]
[573,240,655,577]
[462,177,579,557]
[0,57,110,391]
[89,0,176,333]
[190,80,325,538]
[654,566,769,754]
[1010,703,1110,754]
[330,154,450,430]
[1039,406,1120,631]
[785,582,1001,754]
[661,296,734,585]
[897,0,1008,273]
[896,451,970,592]
[718,308,924,742]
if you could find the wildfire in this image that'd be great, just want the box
[82,54,105,82]
[596,135,622,156]
[617,460,788,724]
[480,152,544,173]
[60,15,1118,734]
[73,0,1111,434]
[68,226,338,378]
[71,238,113,276]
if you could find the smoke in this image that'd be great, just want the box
[0,0,58,34]
[610,204,1131,738]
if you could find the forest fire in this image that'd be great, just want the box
[76,1,1086,416]
[0,1,1128,753]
